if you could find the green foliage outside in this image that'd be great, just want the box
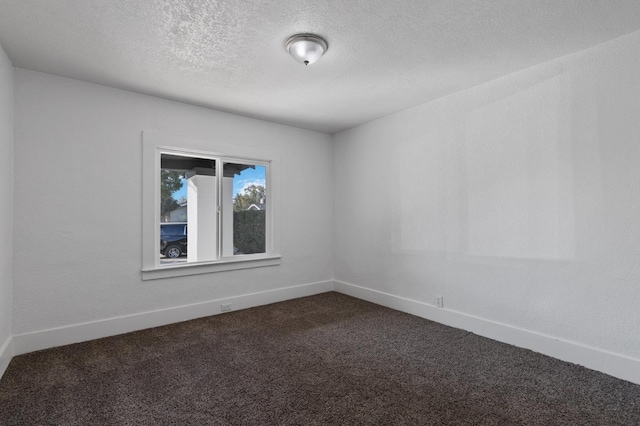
[160,170,184,221]
[234,210,265,254]
[233,184,265,212]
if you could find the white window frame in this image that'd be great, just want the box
[142,131,281,280]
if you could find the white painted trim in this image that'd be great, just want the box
[9,279,640,386]
[0,336,12,380]
[13,280,333,356]
[334,280,640,386]
[142,130,281,275]
[141,256,281,280]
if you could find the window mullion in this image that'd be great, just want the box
[217,157,223,261]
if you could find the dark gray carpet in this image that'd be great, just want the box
[1,292,639,425]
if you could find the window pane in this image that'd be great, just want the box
[160,153,217,264]
[223,162,266,256]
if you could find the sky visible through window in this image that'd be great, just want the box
[171,166,266,202]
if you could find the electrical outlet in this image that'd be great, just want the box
[221,303,232,312]
[435,296,444,308]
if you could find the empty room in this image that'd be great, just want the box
[1,0,640,424]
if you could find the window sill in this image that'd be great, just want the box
[141,255,281,281]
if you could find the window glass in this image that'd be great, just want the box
[158,152,268,265]
[159,153,217,264]
[222,163,267,256]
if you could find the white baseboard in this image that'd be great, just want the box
[12,280,334,357]
[334,280,640,386]
[0,335,12,379]
[8,279,640,387]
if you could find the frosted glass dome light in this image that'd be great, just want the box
[286,34,328,66]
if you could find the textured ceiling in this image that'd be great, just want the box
[1,0,640,134]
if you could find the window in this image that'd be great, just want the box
[142,132,280,280]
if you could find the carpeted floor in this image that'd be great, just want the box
[1,292,639,425]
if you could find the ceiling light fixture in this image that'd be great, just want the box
[286,34,328,66]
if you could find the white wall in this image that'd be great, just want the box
[0,43,14,373]
[7,29,640,384]
[334,31,640,372]
[12,69,333,338]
